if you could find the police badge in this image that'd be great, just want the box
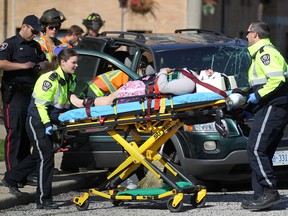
[0,42,8,51]
[260,54,270,65]
[42,80,52,91]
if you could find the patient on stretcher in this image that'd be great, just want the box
[156,68,221,95]
[79,67,221,106]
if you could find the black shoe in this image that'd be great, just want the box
[17,182,25,188]
[241,188,281,210]
[36,201,59,210]
[2,178,23,198]
[26,175,37,186]
[53,168,59,175]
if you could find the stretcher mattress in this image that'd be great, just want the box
[59,92,227,122]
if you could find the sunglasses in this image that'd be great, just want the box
[26,25,39,35]
[48,24,60,31]
[246,30,254,36]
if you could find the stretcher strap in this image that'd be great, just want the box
[159,98,166,113]
[146,84,155,121]
[83,97,95,117]
[179,69,228,98]
[153,77,161,111]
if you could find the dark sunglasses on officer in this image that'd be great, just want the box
[26,25,39,35]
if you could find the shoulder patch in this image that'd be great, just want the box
[260,54,270,65]
[42,80,52,91]
[0,43,8,51]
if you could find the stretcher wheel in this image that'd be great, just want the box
[111,200,124,206]
[166,197,183,212]
[76,200,89,211]
[190,193,206,208]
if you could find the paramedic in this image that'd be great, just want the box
[0,15,48,174]
[241,21,288,210]
[2,49,84,209]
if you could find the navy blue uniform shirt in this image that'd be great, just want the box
[0,33,47,86]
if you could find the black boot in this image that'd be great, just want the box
[241,187,281,210]
[2,178,23,198]
[26,175,38,186]
[36,201,59,209]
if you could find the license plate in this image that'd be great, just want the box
[272,150,288,166]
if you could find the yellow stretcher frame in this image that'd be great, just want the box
[57,98,227,212]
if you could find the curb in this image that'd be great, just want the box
[0,170,107,210]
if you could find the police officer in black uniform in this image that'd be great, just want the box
[0,15,48,174]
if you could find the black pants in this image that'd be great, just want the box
[5,116,55,204]
[247,105,288,198]
[2,88,31,171]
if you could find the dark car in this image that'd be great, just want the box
[60,30,288,186]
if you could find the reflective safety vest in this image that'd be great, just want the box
[29,66,76,125]
[248,38,287,98]
[60,37,73,48]
[37,34,65,69]
[87,70,129,96]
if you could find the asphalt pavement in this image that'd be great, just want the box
[0,123,107,210]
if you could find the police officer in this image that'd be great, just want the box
[38,8,66,69]
[2,48,84,209]
[241,21,288,210]
[82,13,105,37]
[0,15,48,173]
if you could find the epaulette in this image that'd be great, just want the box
[48,72,66,86]
[49,72,58,81]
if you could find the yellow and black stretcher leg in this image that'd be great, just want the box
[71,118,207,212]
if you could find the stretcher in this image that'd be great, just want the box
[56,92,229,212]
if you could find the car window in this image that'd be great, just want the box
[74,52,141,96]
[77,37,106,51]
[155,46,251,87]
[74,55,126,95]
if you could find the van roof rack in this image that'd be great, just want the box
[100,31,146,42]
[175,28,226,36]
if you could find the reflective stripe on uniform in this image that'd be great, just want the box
[87,81,105,96]
[28,116,45,204]
[99,74,117,92]
[253,105,273,187]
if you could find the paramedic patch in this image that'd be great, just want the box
[261,54,270,65]
[0,43,8,51]
[42,80,52,91]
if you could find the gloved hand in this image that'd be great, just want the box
[247,93,258,104]
[45,125,53,135]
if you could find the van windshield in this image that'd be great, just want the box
[155,46,251,87]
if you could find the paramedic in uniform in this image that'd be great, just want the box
[2,49,84,209]
[0,15,48,173]
[241,21,288,210]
